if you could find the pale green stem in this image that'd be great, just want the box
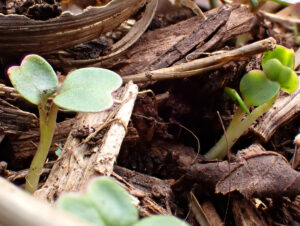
[205,98,276,160]
[25,104,59,193]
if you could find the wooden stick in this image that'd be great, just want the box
[123,37,276,83]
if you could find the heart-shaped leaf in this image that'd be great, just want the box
[7,55,58,105]
[86,177,138,226]
[54,68,122,112]
[57,194,105,226]
[240,70,280,106]
[133,215,189,226]
[224,87,250,114]
[262,45,295,69]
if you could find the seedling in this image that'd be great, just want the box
[205,45,299,160]
[57,177,189,226]
[8,55,122,193]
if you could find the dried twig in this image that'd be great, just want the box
[123,37,277,83]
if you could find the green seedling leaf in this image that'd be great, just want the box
[263,58,282,81]
[134,215,189,226]
[86,177,138,226]
[224,87,250,114]
[240,70,280,106]
[277,65,299,93]
[54,68,122,112]
[263,59,299,93]
[57,194,105,226]
[7,55,58,105]
[262,45,295,69]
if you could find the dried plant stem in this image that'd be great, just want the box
[123,37,276,83]
[25,104,58,193]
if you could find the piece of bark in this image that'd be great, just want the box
[8,119,74,168]
[107,4,255,76]
[0,177,91,226]
[0,84,25,106]
[34,82,138,203]
[148,5,232,70]
[113,165,172,216]
[174,144,300,199]
[252,79,300,142]
[0,96,74,168]
[0,97,38,135]
[184,4,255,62]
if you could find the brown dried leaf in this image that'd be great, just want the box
[216,144,300,199]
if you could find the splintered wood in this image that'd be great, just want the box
[34,82,138,202]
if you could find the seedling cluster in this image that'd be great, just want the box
[205,45,299,160]
[57,177,189,226]
[8,55,122,193]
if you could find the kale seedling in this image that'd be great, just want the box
[205,45,299,160]
[57,177,189,226]
[8,55,122,193]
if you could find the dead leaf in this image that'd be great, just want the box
[174,144,300,199]
[216,144,300,199]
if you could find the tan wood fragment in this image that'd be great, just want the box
[34,82,138,203]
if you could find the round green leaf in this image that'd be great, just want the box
[7,54,58,105]
[224,87,250,114]
[133,216,189,226]
[240,70,280,106]
[57,194,105,226]
[263,58,282,82]
[86,177,138,226]
[277,66,299,93]
[262,45,295,69]
[54,68,122,112]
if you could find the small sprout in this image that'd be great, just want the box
[57,177,188,226]
[224,87,250,114]
[205,45,299,160]
[8,55,122,193]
